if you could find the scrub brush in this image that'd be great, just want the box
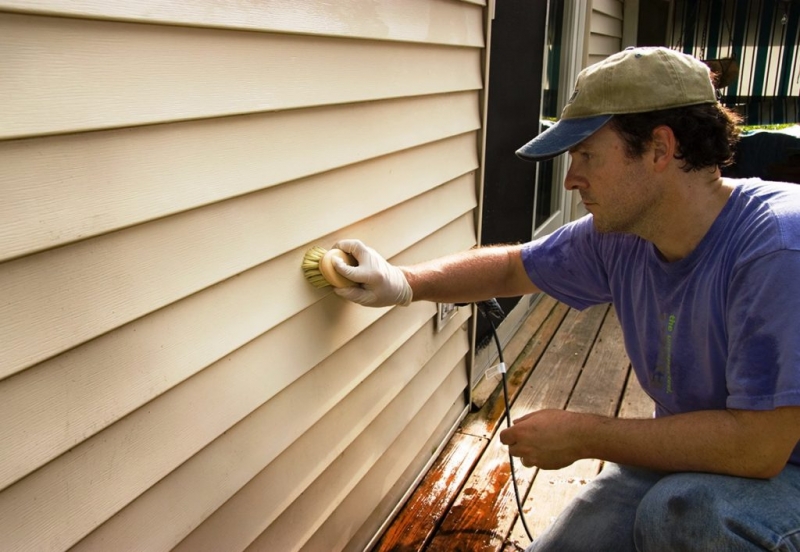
[302,246,358,288]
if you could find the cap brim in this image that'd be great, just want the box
[515,115,613,162]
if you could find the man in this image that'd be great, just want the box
[331,47,800,551]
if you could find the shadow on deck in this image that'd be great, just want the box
[371,296,654,552]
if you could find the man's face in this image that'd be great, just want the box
[565,124,660,235]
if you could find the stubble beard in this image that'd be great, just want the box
[590,191,658,236]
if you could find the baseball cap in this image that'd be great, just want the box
[516,47,718,162]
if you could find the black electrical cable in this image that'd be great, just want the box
[474,300,535,543]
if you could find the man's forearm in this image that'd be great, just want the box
[503,406,800,479]
[574,407,800,478]
[401,244,540,304]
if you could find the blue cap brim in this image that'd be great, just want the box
[515,115,613,161]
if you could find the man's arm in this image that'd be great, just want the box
[402,244,540,304]
[500,406,800,479]
[332,239,540,307]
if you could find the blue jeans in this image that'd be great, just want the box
[526,462,800,552]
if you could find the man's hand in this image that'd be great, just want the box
[499,409,590,470]
[331,239,413,307]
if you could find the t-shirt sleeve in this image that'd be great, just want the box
[520,216,614,311]
[725,249,800,410]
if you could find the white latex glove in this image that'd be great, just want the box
[331,239,413,307]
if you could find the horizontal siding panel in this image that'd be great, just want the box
[242,331,470,551]
[1,279,463,552]
[590,11,623,38]
[66,217,476,552]
[71,303,462,552]
[588,33,622,57]
[308,374,468,552]
[587,53,611,67]
[0,179,477,493]
[592,0,623,19]
[0,0,484,47]
[0,132,479,380]
[0,91,480,262]
[0,201,477,552]
[0,295,389,552]
[0,13,483,139]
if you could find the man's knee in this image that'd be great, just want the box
[631,472,795,552]
[633,474,722,551]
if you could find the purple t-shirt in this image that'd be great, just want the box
[521,179,800,466]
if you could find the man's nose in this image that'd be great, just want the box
[564,163,583,191]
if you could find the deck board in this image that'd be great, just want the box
[371,301,654,552]
[460,297,569,439]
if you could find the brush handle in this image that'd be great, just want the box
[319,248,358,288]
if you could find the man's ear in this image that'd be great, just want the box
[651,125,677,172]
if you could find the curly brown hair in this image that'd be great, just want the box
[609,103,742,172]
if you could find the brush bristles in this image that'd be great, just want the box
[302,246,334,288]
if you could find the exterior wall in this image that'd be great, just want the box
[0,2,486,550]
[586,0,625,66]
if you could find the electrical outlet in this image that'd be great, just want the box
[435,302,458,332]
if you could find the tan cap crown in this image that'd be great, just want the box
[563,47,717,119]
[516,47,718,161]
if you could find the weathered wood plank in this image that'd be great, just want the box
[509,307,630,546]
[352,399,468,552]
[470,296,558,410]
[565,308,628,416]
[460,300,570,438]
[508,305,610,421]
[371,432,486,552]
[618,371,655,420]
[424,305,609,551]
[426,435,533,552]
[509,459,602,546]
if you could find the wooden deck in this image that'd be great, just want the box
[370,296,655,552]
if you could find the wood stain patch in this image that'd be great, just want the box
[371,432,486,552]
[426,436,534,552]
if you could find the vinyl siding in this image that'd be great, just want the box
[0,2,485,550]
[587,0,624,66]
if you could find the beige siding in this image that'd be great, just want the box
[0,0,485,45]
[2,135,478,379]
[1,92,480,262]
[586,0,624,67]
[1,12,481,140]
[0,2,485,551]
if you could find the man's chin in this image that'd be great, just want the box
[591,215,610,233]
[591,216,630,235]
